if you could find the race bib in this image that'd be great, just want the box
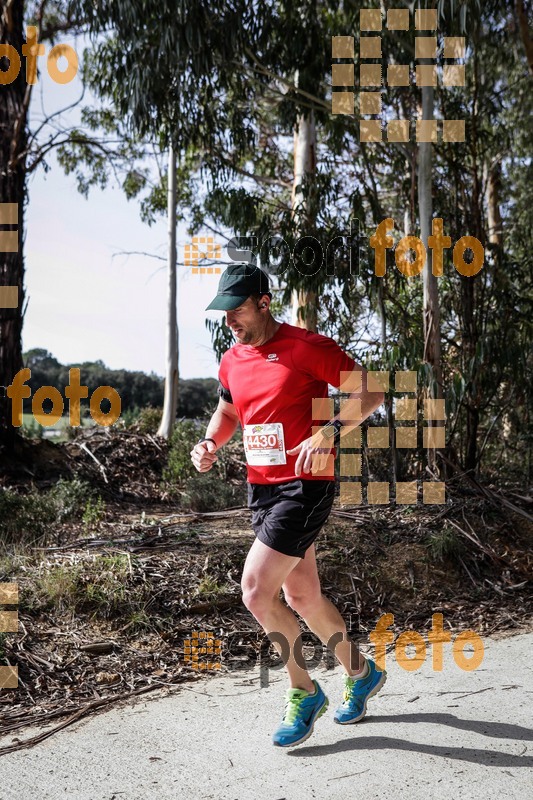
[243,423,286,466]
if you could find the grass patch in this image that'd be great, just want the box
[196,574,230,598]
[27,554,144,618]
[0,479,105,545]
[425,526,466,561]
[163,419,246,511]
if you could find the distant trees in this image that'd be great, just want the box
[21,349,217,419]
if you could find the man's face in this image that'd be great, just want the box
[225,296,264,344]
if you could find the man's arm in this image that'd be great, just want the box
[334,368,385,441]
[287,366,385,475]
[190,397,240,473]
[205,397,240,448]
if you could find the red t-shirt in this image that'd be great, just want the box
[218,322,356,484]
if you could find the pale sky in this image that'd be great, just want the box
[22,38,224,380]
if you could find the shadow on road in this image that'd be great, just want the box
[361,713,533,741]
[289,713,533,766]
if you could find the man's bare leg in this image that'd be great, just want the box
[241,538,316,693]
[282,544,365,676]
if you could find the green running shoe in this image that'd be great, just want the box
[334,658,387,724]
[272,679,329,747]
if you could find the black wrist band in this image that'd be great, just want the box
[322,419,343,446]
[198,437,217,448]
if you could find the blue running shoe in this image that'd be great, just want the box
[334,658,387,724]
[272,679,329,747]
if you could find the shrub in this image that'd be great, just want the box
[0,479,99,544]
[163,419,246,511]
[134,406,163,434]
[0,489,56,542]
[49,478,95,522]
[181,473,245,512]
[426,527,466,561]
[82,496,106,528]
[163,419,204,486]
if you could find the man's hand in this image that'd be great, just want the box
[286,431,334,476]
[190,440,218,473]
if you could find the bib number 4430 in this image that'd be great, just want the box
[245,433,279,449]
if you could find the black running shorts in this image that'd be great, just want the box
[247,479,336,559]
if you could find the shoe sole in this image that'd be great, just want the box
[334,670,387,725]
[273,696,329,748]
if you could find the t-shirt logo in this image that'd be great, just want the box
[266,353,279,362]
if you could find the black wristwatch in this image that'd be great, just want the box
[321,419,343,446]
[198,437,217,448]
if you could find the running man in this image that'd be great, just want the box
[191,264,387,747]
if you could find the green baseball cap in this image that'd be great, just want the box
[205,264,271,311]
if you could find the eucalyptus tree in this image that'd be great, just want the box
[72,0,257,436]
[0,0,85,451]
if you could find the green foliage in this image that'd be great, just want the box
[163,419,245,511]
[82,496,106,529]
[29,555,139,617]
[20,353,218,419]
[163,419,204,487]
[0,479,97,543]
[65,0,531,483]
[51,478,96,523]
[21,416,44,440]
[133,406,162,433]
[426,527,466,562]
[0,489,58,542]
[180,474,244,513]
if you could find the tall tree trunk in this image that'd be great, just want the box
[516,0,533,75]
[157,144,179,438]
[462,29,484,473]
[486,160,503,248]
[419,84,443,471]
[290,104,317,332]
[0,0,26,453]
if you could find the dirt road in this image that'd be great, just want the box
[1,631,531,799]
